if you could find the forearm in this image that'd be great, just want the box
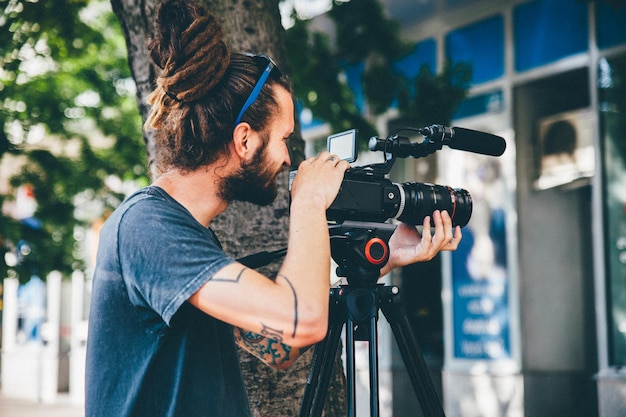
[279,197,331,315]
[258,197,330,347]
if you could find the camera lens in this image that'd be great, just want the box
[394,182,473,227]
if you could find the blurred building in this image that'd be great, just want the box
[300,0,626,416]
[3,0,623,415]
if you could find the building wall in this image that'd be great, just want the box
[300,1,626,415]
[375,0,626,416]
[513,68,598,417]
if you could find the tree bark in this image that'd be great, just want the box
[110,0,344,415]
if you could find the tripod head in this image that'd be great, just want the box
[329,221,397,286]
[237,220,396,286]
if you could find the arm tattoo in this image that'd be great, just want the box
[209,267,247,283]
[235,328,295,368]
[209,269,298,337]
[277,273,298,338]
[260,323,284,342]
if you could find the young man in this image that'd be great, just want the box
[84,1,461,416]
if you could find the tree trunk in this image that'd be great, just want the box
[110,0,344,415]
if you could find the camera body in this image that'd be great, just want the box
[325,168,472,228]
[290,128,473,227]
[326,169,403,224]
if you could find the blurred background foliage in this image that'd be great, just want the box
[285,0,470,149]
[0,0,469,282]
[0,0,147,281]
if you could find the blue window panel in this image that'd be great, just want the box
[453,90,504,120]
[393,38,437,79]
[596,0,626,50]
[514,0,588,72]
[343,61,366,113]
[446,15,505,85]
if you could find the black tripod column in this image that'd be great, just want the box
[345,286,381,417]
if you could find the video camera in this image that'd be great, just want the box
[291,125,506,228]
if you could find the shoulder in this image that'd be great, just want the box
[113,186,198,231]
[124,186,188,216]
[98,186,209,255]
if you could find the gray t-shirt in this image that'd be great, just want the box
[85,186,249,417]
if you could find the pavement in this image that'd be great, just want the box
[0,394,84,417]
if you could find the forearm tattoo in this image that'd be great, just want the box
[277,273,299,338]
[235,328,295,368]
[259,323,284,342]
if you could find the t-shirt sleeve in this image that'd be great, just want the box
[116,194,235,325]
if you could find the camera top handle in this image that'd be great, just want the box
[368,126,447,163]
[369,124,507,159]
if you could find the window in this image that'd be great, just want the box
[446,15,505,85]
[514,0,588,72]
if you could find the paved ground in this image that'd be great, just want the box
[0,394,83,417]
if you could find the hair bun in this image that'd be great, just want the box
[148,0,231,104]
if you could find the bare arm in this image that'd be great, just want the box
[189,152,349,348]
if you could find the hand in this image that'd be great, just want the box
[289,151,350,209]
[381,210,462,276]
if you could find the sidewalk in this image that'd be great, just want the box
[0,394,83,417]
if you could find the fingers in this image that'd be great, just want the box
[450,225,462,249]
[429,210,461,251]
[418,210,461,259]
[306,152,350,180]
[290,152,349,209]
[315,151,348,167]
[300,152,348,170]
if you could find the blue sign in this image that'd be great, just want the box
[451,207,511,360]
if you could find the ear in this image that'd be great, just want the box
[232,122,254,160]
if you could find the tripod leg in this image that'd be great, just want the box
[380,286,447,417]
[368,314,380,417]
[299,290,347,417]
[346,317,356,417]
[345,313,382,417]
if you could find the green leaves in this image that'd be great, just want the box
[0,0,147,279]
[285,0,470,149]
[398,62,472,127]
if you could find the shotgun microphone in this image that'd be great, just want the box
[419,125,507,156]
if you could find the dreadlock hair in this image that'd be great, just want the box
[145,0,291,176]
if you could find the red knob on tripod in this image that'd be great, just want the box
[364,237,389,265]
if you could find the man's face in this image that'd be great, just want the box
[219,139,280,206]
[219,87,294,206]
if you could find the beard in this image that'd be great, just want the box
[218,141,280,206]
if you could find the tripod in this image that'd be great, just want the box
[237,221,447,417]
[298,221,447,417]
